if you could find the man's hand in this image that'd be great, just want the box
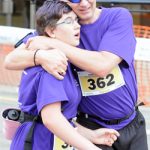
[25,36,68,80]
[36,49,68,80]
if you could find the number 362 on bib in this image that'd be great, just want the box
[77,66,125,96]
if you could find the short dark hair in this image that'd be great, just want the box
[36,0,72,35]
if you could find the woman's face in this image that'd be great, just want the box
[46,11,81,46]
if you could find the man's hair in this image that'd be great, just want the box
[36,0,72,35]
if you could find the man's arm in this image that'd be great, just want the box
[4,43,68,80]
[4,44,35,70]
[27,37,122,77]
[53,40,122,77]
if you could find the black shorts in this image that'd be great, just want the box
[77,110,148,150]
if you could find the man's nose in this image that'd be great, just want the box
[79,0,89,6]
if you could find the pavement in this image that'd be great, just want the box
[0,85,150,150]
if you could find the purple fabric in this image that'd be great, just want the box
[10,65,81,150]
[78,7,137,130]
[22,31,38,44]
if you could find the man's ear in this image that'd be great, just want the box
[44,27,56,38]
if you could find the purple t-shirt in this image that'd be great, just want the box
[78,7,137,129]
[10,65,81,150]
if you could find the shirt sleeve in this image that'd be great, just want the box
[23,31,37,44]
[99,8,136,66]
[36,70,69,113]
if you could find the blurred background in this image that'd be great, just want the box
[0,0,150,149]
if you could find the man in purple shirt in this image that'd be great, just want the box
[5,0,148,150]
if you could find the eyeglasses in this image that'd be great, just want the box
[56,17,79,26]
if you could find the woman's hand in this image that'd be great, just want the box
[74,121,120,147]
[91,128,119,146]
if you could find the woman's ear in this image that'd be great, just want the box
[45,27,56,38]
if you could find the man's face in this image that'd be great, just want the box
[66,0,97,24]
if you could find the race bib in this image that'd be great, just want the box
[77,66,125,96]
[53,136,74,150]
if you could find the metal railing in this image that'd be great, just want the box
[97,0,150,13]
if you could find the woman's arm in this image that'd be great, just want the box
[41,102,101,150]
